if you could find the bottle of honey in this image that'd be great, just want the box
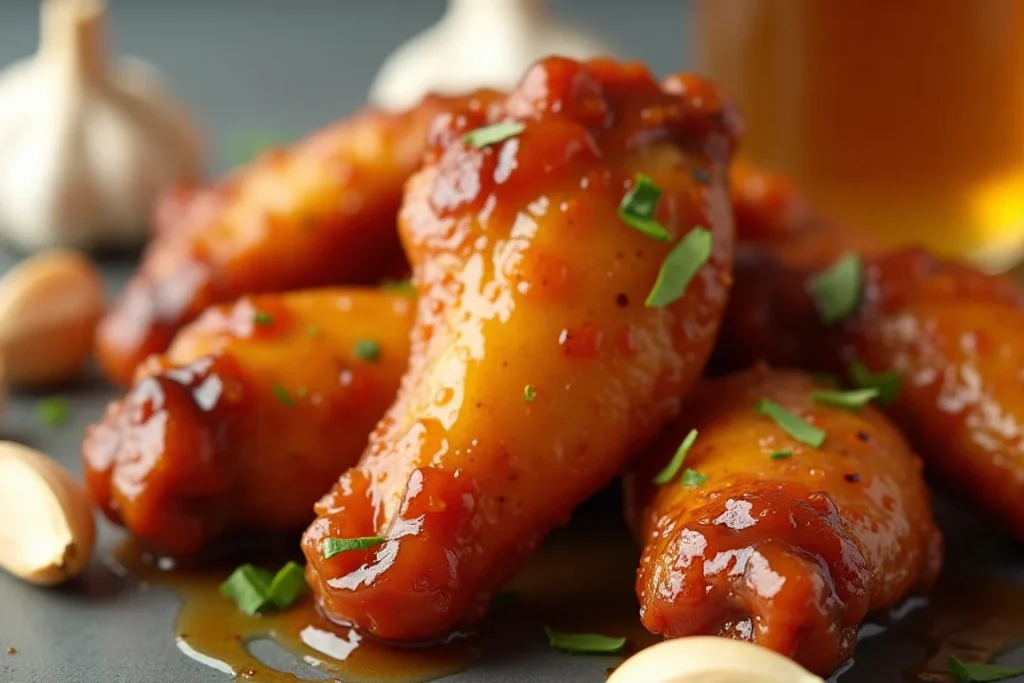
[693,0,1024,271]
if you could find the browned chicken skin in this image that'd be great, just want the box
[83,289,415,556]
[301,57,740,642]
[627,366,941,676]
[722,163,1024,538]
[95,94,492,386]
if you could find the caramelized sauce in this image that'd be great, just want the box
[109,498,1024,682]
[110,502,652,683]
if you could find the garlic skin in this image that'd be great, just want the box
[0,0,203,252]
[369,0,614,111]
[606,637,826,683]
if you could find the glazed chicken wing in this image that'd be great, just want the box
[627,366,941,676]
[721,164,1024,538]
[83,288,414,556]
[301,57,740,642]
[95,93,489,386]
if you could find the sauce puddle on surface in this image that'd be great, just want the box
[108,497,1024,683]
[109,502,653,683]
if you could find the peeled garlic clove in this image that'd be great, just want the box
[0,248,105,387]
[606,637,826,683]
[0,441,95,585]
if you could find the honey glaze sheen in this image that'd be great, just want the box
[109,502,653,683]
[108,503,1024,682]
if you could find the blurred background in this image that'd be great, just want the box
[0,0,686,173]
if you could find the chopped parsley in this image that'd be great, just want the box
[948,655,1024,683]
[756,398,826,448]
[769,449,793,460]
[652,429,698,484]
[253,311,274,326]
[380,278,416,296]
[273,383,294,407]
[37,396,70,428]
[808,253,863,325]
[462,122,525,148]
[219,561,306,615]
[524,385,537,402]
[848,362,902,405]
[354,339,381,362]
[619,173,670,241]
[680,469,707,488]
[321,536,385,560]
[645,227,712,308]
[543,627,626,654]
[813,388,879,410]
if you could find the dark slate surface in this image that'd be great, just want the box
[0,1,1022,682]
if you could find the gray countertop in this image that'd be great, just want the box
[0,2,1022,682]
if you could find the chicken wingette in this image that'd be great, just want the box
[301,57,741,642]
[627,366,941,676]
[83,289,414,556]
[95,93,495,385]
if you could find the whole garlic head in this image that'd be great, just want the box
[369,0,614,111]
[0,0,203,252]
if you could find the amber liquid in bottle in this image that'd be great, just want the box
[694,0,1024,271]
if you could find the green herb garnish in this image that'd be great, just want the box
[321,536,386,560]
[848,362,902,405]
[948,655,1024,683]
[220,562,306,615]
[37,396,70,428]
[756,398,826,447]
[645,227,712,308]
[652,429,698,484]
[253,311,274,326]
[813,388,879,410]
[524,385,537,403]
[769,449,793,460]
[808,253,863,325]
[619,174,670,241]
[680,469,707,488]
[543,627,626,655]
[273,383,294,407]
[380,278,416,296]
[354,339,381,362]
[462,122,525,148]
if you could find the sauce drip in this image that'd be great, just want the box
[109,497,1024,683]
[110,499,652,683]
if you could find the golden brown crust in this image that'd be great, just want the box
[83,288,414,556]
[301,57,740,642]
[628,366,941,676]
[94,94,489,386]
[720,163,1024,538]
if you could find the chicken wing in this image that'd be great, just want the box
[301,57,741,642]
[83,288,415,556]
[627,366,941,676]
[95,93,493,386]
[720,164,1024,538]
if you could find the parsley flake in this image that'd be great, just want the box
[948,655,1024,683]
[646,227,712,308]
[652,429,698,484]
[808,253,863,325]
[462,122,525,148]
[544,627,626,654]
[619,174,670,241]
[756,398,826,447]
[37,396,70,428]
[321,536,386,560]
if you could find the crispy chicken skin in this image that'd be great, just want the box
[95,94,484,386]
[301,57,740,642]
[721,164,1024,538]
[627,366,941,676]
[83,289,415,556]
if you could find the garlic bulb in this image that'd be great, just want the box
[369,0,614,111]
[0,0,203,252]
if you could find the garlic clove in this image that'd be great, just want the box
[606,637,826,683]
[0,248,105,387]
[0,441,96,585]
[369,0,614,111]
[0,0,204,252]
